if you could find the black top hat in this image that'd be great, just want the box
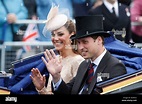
[72,15,110,39]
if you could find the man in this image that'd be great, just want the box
[41,15,127,94]
[89,0,131,44]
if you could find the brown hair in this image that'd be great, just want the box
[64,19,76,34]
[64,20,79,54]
[91,35,104,45]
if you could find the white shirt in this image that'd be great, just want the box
[103,0,119,17]
[91,48,107,74]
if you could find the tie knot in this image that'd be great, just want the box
[112,7,117,18]
[89,63,95,69]
[112,7,115,10]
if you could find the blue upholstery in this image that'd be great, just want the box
[8,53,49,94]
[105,34,142,73]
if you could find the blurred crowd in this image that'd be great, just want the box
[1,0,142,44]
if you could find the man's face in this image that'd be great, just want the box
[76,36,100,60]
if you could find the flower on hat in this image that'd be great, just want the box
[43,4,68,31]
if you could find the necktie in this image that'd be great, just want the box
[86,63,95,84]
[80,63,95,94]
[112,7,117,17]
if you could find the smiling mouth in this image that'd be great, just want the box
[54,42,62,45]
[81,51,87,56]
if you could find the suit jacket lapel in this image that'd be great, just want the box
[88,51,111,94]
[72,59,91,94]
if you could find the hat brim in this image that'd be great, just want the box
[70,31,111,40]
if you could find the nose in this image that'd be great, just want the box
[52,35,59,40]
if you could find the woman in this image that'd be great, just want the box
[30,5,84,94]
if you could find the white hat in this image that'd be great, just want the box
[43,5,68,31]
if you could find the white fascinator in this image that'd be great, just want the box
[42,4,68,38]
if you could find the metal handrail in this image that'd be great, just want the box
[131,22,142,26]
[14,19,142,26]
[0,42,54,71]
[15,19,46,24]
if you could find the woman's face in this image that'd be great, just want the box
[51,26,71,51]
